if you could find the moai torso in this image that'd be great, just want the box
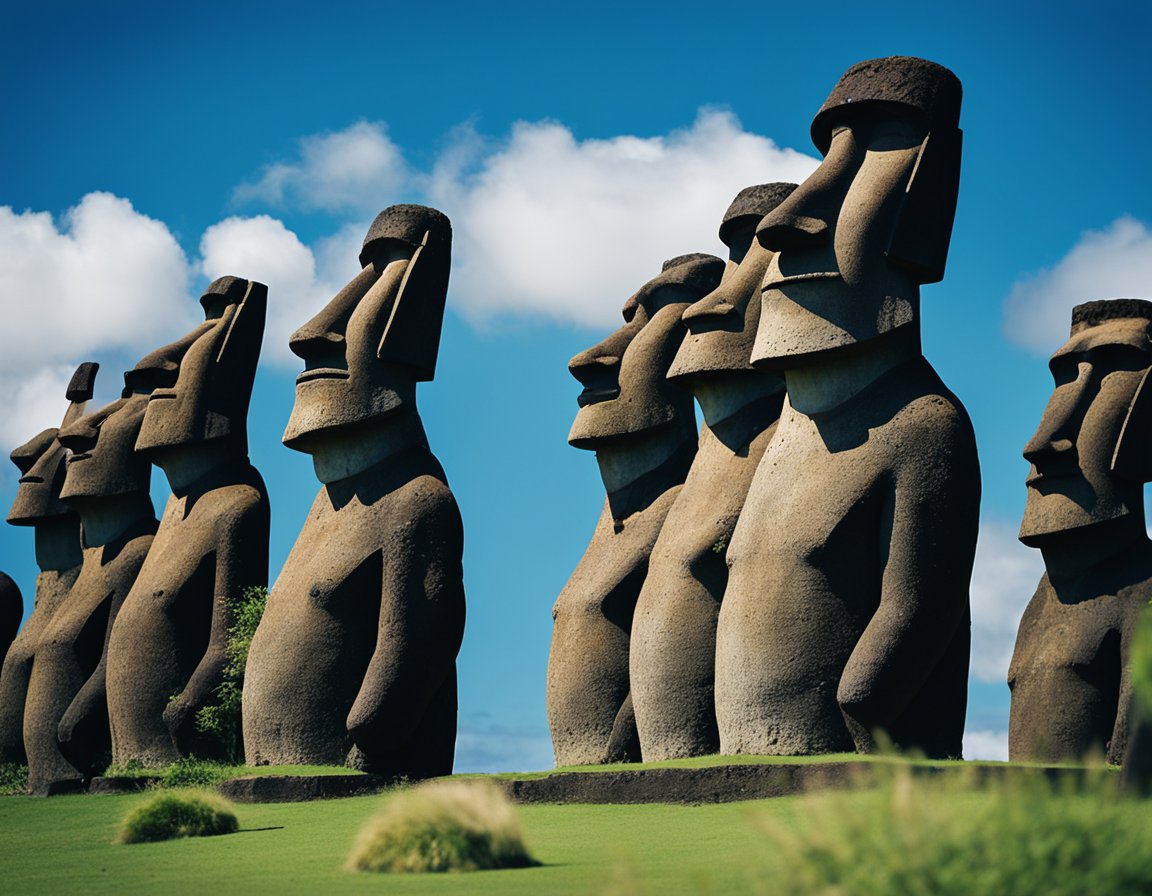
[717,360,977,755]
[243,446,463,775]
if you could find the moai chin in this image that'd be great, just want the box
[0,363,95,765]
[547,253,723,766]
[1009,299,1152,764]
[715,56,979,758]
[24,374,159,794]
[106,277,270,766]
[630,184,795,762]
[243,205,465,779]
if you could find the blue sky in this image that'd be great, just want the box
[1,0,1150,768]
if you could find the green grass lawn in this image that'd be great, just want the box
[0,789,795,895]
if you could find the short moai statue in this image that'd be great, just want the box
[716,57,979,758]
[630,184,796,761]
[21,372,160,794]
[1009,299,1152,764]
[0,363,96,764]
[547,253,724,766]
[106,278,270,766]
[243,206,465,779]
[0,573,21,664]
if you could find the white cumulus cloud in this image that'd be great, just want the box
[232,120,411,213]
[963,728,1009,761]
[969,518,1044,684]
[1003,216,1152,354]
[0,192,194,449]
[198,215,365,366]
[427,109,820,328]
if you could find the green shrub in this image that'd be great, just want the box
[756,768,1152,896]
[195,585,268,761]
[347,779,537,873]
[0,762,28,795]
[115,790,239,844]
[1131,601,1152,714]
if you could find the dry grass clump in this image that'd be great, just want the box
[756,768,1152,896]
[115,790,239,844]
[347,779,537,873]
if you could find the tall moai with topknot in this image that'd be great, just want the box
[1010,298,1152,764]
[547,253,724,766]
[106,277,270,766]
[243,205,465,779]
[0,363,95,765]
[24,367,160,794]
[716,57,978,759]
[629,183,796,762]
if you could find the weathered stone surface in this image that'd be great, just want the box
[23,384,158,795]
[547,254,723,766]
[0,364,95,764]
[107,278,270,766]
[0,572,21,664]
[244,206,464,780]
[217,773,392,803]
[1010,299,1152,764]
[717,57,977,758]
[631,184,795,762]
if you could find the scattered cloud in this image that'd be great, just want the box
[198,215,364,366]
[429,109,820,329]
[962,728,1008,761]
[969,518,1044,684]
[0,192,194,448]
[232,120,412,213]
[454,714,554,774]
[1003,216,1152,354]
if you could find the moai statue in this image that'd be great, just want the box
[243,205,465,779]
[0,573,21,663]
[1009,299,1152,764]
[716,56,979,758]
[23,378,159,794]
[547,253,724,766]
[106,277,270,766]
[630,184,796,761]
[0,363,95,764]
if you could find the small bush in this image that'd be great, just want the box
[115,790,239,844]
[160,757,237,788]
[0,763,28,795]
[756,768,1152,896]
[1131,602,1152,714]
[347,779,537,873]
[195,585,268,761]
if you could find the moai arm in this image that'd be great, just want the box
[57,541,152,752]
[163,497,269,748]
[346,485,465,753]
[836,407,979,750]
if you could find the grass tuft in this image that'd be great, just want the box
[115,790,239,844]
[756,766,1152,895]
[347,779,537,873]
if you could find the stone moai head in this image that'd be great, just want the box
[134,277,267,458]
[567,254,725,450]
[668,183,798,384]
[1019,299,1152,546]
[752,56,963,367]
[282,204,452,453]
[57,367,157,506]
[7,362,98,525]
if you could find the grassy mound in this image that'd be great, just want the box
[347,779,537,873]
[115,790,239,844]
[758,768,1152,895]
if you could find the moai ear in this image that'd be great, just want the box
[376,230,450,382]
[1112,366,1152,482]
[886,127,963,285]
